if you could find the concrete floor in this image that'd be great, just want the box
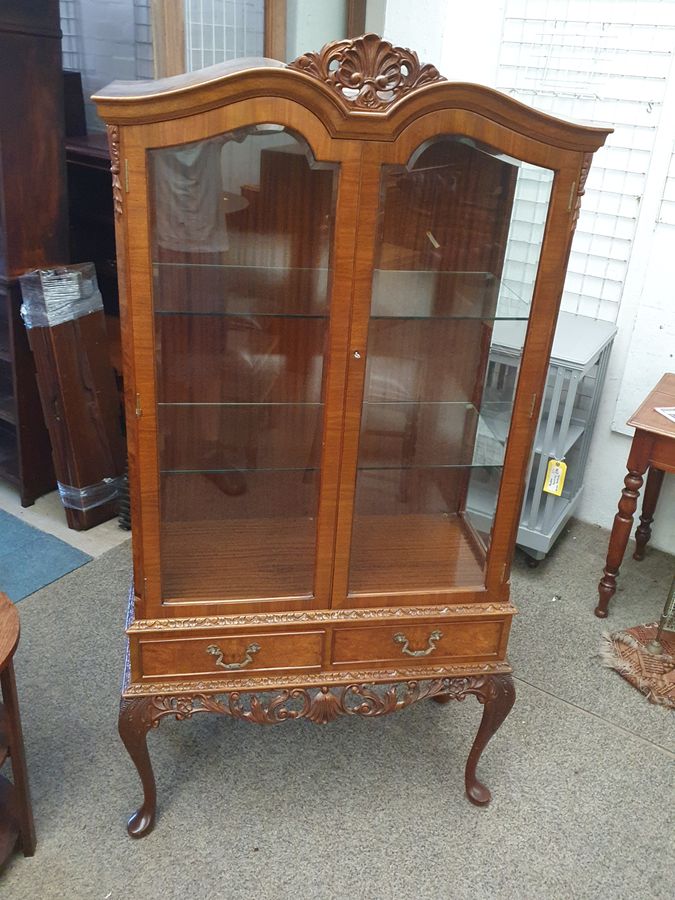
[2,519,674,899]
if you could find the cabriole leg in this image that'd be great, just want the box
[118,697,160,838]
[464,674,515,806]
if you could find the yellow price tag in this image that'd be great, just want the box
[543,459,567,496]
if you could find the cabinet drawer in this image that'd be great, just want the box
[331,619,507,666]
[139,630,325,679]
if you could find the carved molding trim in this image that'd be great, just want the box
[288,33,444,111]
[572,151,593,230]
[123,660,511,696]
[120,675,501,726]
[128,602,515,633]
[107,125,123,217]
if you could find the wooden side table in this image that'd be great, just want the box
[596,374,675,617]
[0,592,35,863]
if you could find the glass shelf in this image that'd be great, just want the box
[155,310,329,319]
[158,401,323,406]
[358,400,509,470]
[152,263,330,317]
[161,466,319,474]
[371,270,529,320]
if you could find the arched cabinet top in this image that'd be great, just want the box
[93,34,611,153]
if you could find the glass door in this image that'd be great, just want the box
[148,125,339,604]
[342,136,553,601]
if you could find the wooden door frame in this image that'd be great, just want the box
[329,110,586,610]
[116,98,362,619]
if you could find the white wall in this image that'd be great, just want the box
[286,0,347,60]
[382,0,445,68]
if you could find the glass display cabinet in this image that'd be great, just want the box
[94,34,610,837]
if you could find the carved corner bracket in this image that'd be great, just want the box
[107,125,124,218]
[288,33,445,111]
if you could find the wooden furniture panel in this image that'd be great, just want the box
[140,629,325,678]
[596,373,675,617]
[65,133,119,316]
[94,35,610,836]
[0,593,35,863]
[24,303,125,530]
[0,0,66,504]
[331,618,508,665]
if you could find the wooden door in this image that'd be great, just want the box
[331,118,578,610]
[122,103,361,617]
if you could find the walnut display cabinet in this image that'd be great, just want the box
[94,35,610,837]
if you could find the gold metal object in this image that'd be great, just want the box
[528,392,538,419]
[207,642,261,670]
[135,392,142,417]
[646,574,675,655]
[393,629,443,657]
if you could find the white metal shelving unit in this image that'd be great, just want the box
[468,312,616,563]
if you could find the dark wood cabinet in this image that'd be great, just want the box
[94,35,610,836]
[0,0,67,504]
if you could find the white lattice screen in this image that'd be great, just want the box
[60,0,81,69]
[185,0,264,72]
[657,143,675,226]
[496,0,675,323]
[134,0,154,80]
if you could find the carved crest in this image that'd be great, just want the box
[288,33,444,111]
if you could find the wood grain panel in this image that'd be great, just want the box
[161,514,318,602]
[140,629,324,678]
[347,512,485,598]
[331,618,506,665]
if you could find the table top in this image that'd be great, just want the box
[494,312,617,370]
[627,373,675,438]
[0,593,19,670]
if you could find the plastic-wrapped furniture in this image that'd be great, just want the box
[19,264,125,530]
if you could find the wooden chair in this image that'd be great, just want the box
[0,592,35,863]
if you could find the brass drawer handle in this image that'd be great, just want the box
[207,642,261,670]
[393,629,443,657]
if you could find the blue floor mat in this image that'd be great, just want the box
[0,509,92,602]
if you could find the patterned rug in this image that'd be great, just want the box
[600,624,675,710]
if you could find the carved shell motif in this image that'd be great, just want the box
[288,33,445,111]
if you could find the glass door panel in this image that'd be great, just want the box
[149,126,338,602]
[348,137,553,595]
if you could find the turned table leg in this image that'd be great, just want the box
[464,674,515,806]
[0,662,35,856]
[596,436,650,618]
[118,697,161,838]
[633,466,664,561]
